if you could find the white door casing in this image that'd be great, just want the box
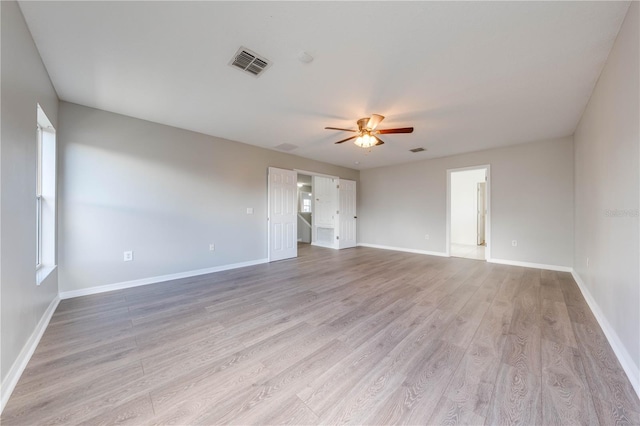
[338,179,357,249]
[477,181,486,245]
[268,167,297,261]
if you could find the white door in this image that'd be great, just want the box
[477,182,486,245]
[268,167,297,261]
[338,179,357,249]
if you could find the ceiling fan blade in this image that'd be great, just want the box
[334,135,358,144]
[376,127,414,134]
[366,114,385,130]
[373,136,385,146]
[325,127,357,132]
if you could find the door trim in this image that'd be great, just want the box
[293,169,338,180]
[446,164,491,260]
[477,182,487,246]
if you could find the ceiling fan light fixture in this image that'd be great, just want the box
[354,133,376,148]
[327,114,413,147]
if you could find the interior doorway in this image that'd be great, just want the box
[297,174,313,244]
[268,167,357,262]
[446,165,490,261]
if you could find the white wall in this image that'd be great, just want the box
[574,1,639,389]
[359,136,574,268]
[1,0,59,397]
[57,102,358,294]
[451,168,486,245]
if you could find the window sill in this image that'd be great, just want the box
[36,265,57,286]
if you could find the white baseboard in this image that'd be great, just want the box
[487,257,572,272]
[311,242,337,250]
[357,243,448,257]
[571,270,640,399]
[59,258,269,300]
[1,295,60,414]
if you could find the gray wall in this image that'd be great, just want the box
[359,136,574,267]
[574,2,639,370]
[1,0,59,383]
[57,102,358,293]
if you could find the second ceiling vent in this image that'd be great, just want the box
[230,47,271,77]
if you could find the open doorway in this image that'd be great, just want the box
[268,167,357,262]
[297,174,313,244]
[446,165,490,260]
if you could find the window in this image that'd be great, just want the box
[36,125,43,267]
[36,104,56,284]
[302,198,311,212]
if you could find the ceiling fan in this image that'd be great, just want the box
[325,114,414,148]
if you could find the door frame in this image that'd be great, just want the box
[477,181,487,245]
[267,168,343,258]
[446,164,491,260]
[293,169,338,180]
[294,169,341,249]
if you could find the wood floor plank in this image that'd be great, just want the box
[444,277,515,418]
[314,305,441,425]
[199,339,350,425]
[572,322,640,420]
[299,308,418,415]
[427,395,486,425]
[541,338,598,425]
[76,393,155,426]
[2,362,145,426]
[591,394,640,426]
[148,362,271,425]
[363,339,466,425]
[148,322,315,411]
[2,244,637,425]
[485,362,542,425]
[541,298,578,348]
[245,395,319,425]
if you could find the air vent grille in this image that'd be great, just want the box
[409,147,426,153]
[230,47,271,77]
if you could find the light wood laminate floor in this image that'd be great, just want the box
[3,245,639,425]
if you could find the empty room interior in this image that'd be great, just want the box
[2,1,640,424]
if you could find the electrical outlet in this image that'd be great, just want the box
[511,240,518,247]
[425,234,430,240]
[209,243,215,251]
[123,251,133,262]
[246,208,254,215]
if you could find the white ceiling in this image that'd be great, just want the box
[19,1,629,170]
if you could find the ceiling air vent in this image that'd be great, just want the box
[409,147,426,153]
[230,47,271,77]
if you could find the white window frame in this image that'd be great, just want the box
[35,104,57,285]
[36,124,43,268]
